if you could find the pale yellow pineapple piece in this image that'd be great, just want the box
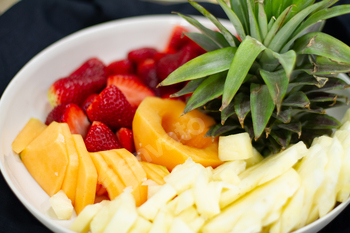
[103,192,138,233]
[340,121,350,131]
[138,183,177,221]
[69,202,105,233]
[193,169,222,219]
[220,141,307,208]
[169,217,194,233]
[270,144,328,232]
[149,207,174,233]
[333,130,350,202]
[218,132,254,161]
[174,189,195,215]
[311,135,333,147]
[341,108,350,125]
[49,190,73,220]
[202,169,300,233]
[212,160,246,185]
[142,179,162,199]
[245,147,264,168]
[177,206,199,224]
[313,136,343,218]
[128,216,152,233]
[188,216,206,232]
[164,158,205,194]
[90,197,122,233]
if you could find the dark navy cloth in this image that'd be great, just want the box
[0,0,349,232]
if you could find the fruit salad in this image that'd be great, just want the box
[10,0,350,232]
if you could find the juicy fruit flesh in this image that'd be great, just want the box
[133,97,222,170]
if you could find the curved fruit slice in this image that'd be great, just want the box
[140,161,170,185]
[90,152,125,201]
[100,149,147,207]
[133,97,222,170]
[12,118,47,154]
[73,134,98,215]
[21,122,68,197]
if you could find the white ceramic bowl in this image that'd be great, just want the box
[0,15,349,233]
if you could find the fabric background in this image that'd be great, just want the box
[0,0,349,232]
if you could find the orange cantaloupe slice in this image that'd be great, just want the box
[60,124,79,205]
[73,134,97,215]
[116,149,148,206]
[12,118,47,154]
[90,152,125,200]
[99,149,147,206]
[21,122,68,196]
[133,97,222,170]
[139,161,170,185]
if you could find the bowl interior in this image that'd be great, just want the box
[0,15,349,233]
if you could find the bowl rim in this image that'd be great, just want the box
[0,14,349,233]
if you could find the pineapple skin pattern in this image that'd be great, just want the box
[160,0,350,155]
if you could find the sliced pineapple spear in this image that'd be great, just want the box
[220,141,307,208]
[202,169,301,233]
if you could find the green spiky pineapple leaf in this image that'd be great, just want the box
[160,0,350,154]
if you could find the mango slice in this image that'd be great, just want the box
[12,118,47,154]
[90,152,125,200]
[21,121,68,196]
[140,161,170,185]
[73,134,98,215]
[61,124,79,205]
[133,97,222,170]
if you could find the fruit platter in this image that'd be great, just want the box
[1,0,350,233]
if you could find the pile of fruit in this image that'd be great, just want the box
[9,0,350,232]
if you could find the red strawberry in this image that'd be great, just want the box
[80,93,98,113]
[69,58,106,78]
[45,103,91,138]
[48,58,107,107]
[106,59,134,76]
[128,48,158,65]
[84,121,121,152]
[107,74,155,107]
[137,59,159,94]
[157,44,201,81]
[166,25,192,53]
[116,127,135,153]
[86,85,135,130]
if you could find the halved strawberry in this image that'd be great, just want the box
[128,47,158,65]
[166,25,192,53]
[157,44,201,81]
[116,127,135,153]
[45,103,91,138]
[48,58,107,107]
[137,59,159,95]
[80,93,99,113]
[84,121,121,152]
[69,57,106,78]
[106,59,134,76]
[107,74,155,107]
[86,85,135,131]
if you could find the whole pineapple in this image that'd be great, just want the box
[159,0,350,155]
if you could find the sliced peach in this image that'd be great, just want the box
[21,122,68,196]
[73,134,97,215]
[140,161,169,185]
[90,152,125,200]
[133,97,222,170]
[60,124,79,205]
[12,118,47,154]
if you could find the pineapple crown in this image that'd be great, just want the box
[159,0,350,155]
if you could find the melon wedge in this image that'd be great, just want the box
[12,118,47,154]
[61,124,79,205]
[90,152,125,200]
[21,121,68,196]
[100,149,147,206]
[73,134,98,215]
[140,161,170,185]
